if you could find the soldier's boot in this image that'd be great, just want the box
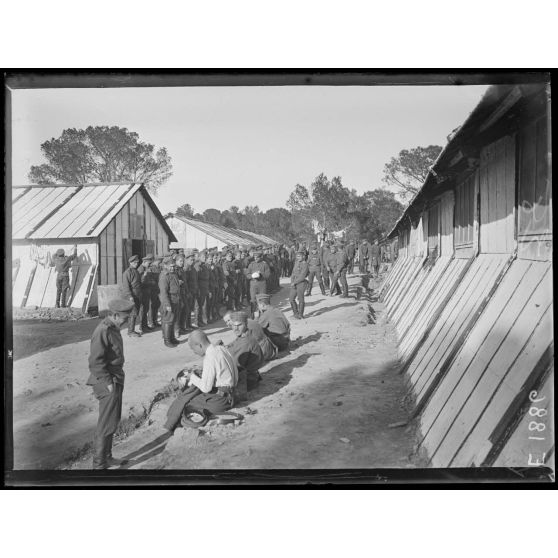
[319,282,326,295]
[162,323,178,348]
[92,434,110,469]
[105,435,128,468]
[299,300,305,319]
[60,289,68,308]
[305,286,312,296]
[55,289,61,308]
[290,301,300,319]
[128,316,141,337]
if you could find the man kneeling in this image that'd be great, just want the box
[256,294,291,352]
[163,329,238,431]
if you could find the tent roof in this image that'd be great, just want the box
[12,182,177,241]
[171,215,279,246]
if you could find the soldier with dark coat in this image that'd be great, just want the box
[122,254,143,337]
[370,240,381,277]
[51,245,78,308]
[173,253,189,336]
[137,254,156,332]
[158,256,181,347]
[215,253,226,314]
[320,241,331,289]
[333,243,350,298]
[148,257,162,327]
[256,294,291,351]
[245,251,271,317]
[305,242,326,296]
[222,251,237,310]
[184,250,197,329]
[194,251,211,326]
[207,254,219,323]
[325,244,341,296]
[289,250,309,319]
[359,239,371,273]
[86,297,134,469]
[346,241,356,274]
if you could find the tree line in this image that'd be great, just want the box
[27,125,442,244]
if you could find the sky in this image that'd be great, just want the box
[11,85,489,215]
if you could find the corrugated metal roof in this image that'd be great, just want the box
[12,182,177,241]
[173,216,278,246]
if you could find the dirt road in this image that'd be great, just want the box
[56,273,420,471]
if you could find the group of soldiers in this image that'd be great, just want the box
[121,244,294,349]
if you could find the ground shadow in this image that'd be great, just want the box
[304,301,358,319]
[117,431,173,469]
[242,352,318,406]
[290,331,323,349]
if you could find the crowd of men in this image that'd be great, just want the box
[87,236,384,468]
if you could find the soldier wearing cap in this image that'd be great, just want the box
[325,244,341,296]
[226,310,265,395]
[137,254,157,332]
[240,248,252,305]
[289,249,309,319]
[173,252,189,336]
[50,244,78,308]
[86,297,134,469]
[207,253,219,323]
[183,249,197,330]
[256,294,291,351]
[224,310,277,361]
[158,256,181,347]
[321,241,331,289]
[359,238,371,274]
[148,257,163,327]
[122,254,143,337]
[194,250,211,326]
[245,250,271,318]
[370,239,381,277]
[222,250,237,311]
[333,242,350,298]
[346,240,357,275]
[306,242,326,296]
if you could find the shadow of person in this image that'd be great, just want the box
[290,331,323,349]
[117,431,173,468]
[241,352,318,406]
[304,301,358,318]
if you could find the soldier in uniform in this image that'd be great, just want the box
[222,250,237,310]
[333,242,350,298]
[215,253,226,319]
[241,248,252,305]
[158,256,181,347]
[149,256,162,327]
[51,245,78,308]
[289,250,309,319]
[245,250,271,318]
[256,294,291,351]
[346,240,356,275]
[138,253,156,333]
[306,242,326,296]
[87,297,134,469]
[325,244,341,296]
[173,253,189,336]
[207,253,218,323]
[370,239,381,277]
[359,239,371,273]
[287,244,296,275]
[183,249,197,330]
[122,254,143,337]
[320,241,331,290]
[194,250,211,326]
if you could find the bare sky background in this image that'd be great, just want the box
[11,85,489,214]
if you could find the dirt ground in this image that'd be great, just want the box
[11,272,422,470]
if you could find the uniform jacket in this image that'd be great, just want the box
[159,269,181,306]
[227,332,265,373]
[346,244,356,259]
[52,252,77,275]
[216,265,226,287]
[307,251,323,271]
[222,260,236,283]
[290,260,309,286]
[370,245,381,261]
[335,250,349,272]
[258,307,290,335]
[195,261,210,288]
[359,242,371,259]
[87,318,125,386]
[138,264,158,292]
[122,267,142,298]
[325,251,339,272]
[245,260,271,281]
[175,267,188,298]
[208,265,218,290]
[185,264,199,295]
[233,259,244,283]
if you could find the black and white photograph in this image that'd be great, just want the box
[4,71,553,485]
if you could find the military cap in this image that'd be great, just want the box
[253,250,262,256]
[162,256,174,265]
[108,298,135,314]
[184,248,194,257]
[256,293,271,303]
[230,310,249,323]
[55,248,65,256]
[172,252,185,261]
[143,253,154,260]
[129,254,140,263]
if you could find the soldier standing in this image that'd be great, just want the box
[333,242,350,298]
[158,256,181,348]
[245,250,271,318]
[289,250,309,319]
[194,250,211,326]
[346,241,356,275]
[173,253,189,336]
[184,249,197,330]
[320,241,331,290]
[138,254,155,333]
[370,240,381,277]
[222,250,237,310]
[306,242,326,296]
[51,245,78,308]
[359,239,370,273]
[149,257,162,327]
[122,255,142,337]
[325,244,341,296]
[86,297,134,469]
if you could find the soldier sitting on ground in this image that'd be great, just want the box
[256,294,291,352]
[163,329,238,432]
[224,310,278,362]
